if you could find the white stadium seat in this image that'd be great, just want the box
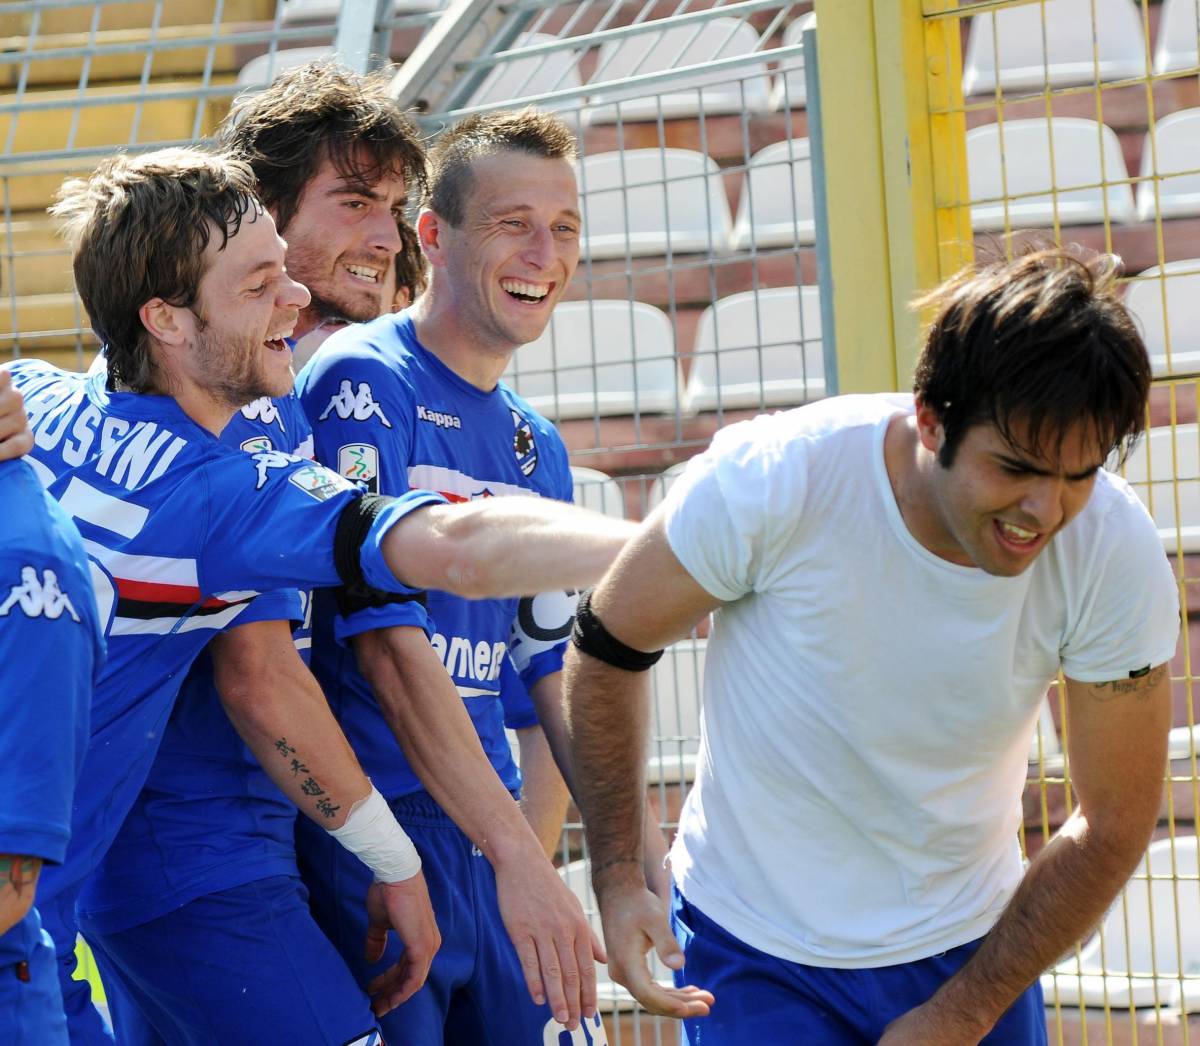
[281,0,443,24]
[1123,260,1200,377]
[647,638,706,785]
[962,0,1146,95]
[1155,0,1200,74]
[236,47,333,89]
[1042,836,1200,1012]
[966,118,1136,231]
[646,460,690,513]
[578,149,732,260]
[1118,423,1200,553]
[586,17,771,124]
[569,466,626,519]
[1137,108,1200,221]
[770,13,815,112]
[467,33,583,114]
[502,299,681,420]
[686,286,824,412]
[731,139,816,250]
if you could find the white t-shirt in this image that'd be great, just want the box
[663,393,1180,968]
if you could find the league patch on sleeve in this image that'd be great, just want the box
[288,463,356,502]
[240,435,273,454]
[338,442,380,494]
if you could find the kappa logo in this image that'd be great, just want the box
[319,379,392,428]
[240,435,273,454]
[251,450,303,490]
[338,443,380,495]
[289,463,354,502]
[512,409,538,477]
[240,397,280,426]
[417,405,462,430]
[0,566,81,622]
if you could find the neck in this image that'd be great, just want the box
[884,413,943,554]
[148,358,235,437]
[410,287,513,393]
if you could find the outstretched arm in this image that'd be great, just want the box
[353,624,602,1032]
[381,497,638,600]
[563,514,721,1018]
[213,619,439,1013]
[879,664,1171,1044]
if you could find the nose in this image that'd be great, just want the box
[521,224,555,270]
[1018,476,1065,532]
[368,208,403,256]
[280,272,311,311]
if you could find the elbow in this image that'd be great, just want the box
[418,506,495,600]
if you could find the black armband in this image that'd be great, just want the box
[571,589,663,672]
[333,494,428,617]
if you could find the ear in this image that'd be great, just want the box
[139,298,191,348]
[417,209,447,269]
[912,396,945,456]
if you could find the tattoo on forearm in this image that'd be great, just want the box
[1091,665,1166,702]
[272,738,339,819]
[0,857,36,897]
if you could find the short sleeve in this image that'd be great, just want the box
[228,588,305,630]
[663,417,808,602]
[1060,485,1181,682]
[499,657,540,730]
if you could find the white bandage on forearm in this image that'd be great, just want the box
[327,785,421,883]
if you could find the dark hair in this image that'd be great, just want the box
[394,217,428,302]
[427,107,577,227]
[51,147,258,392]
[218,61,427,233]
[912,246,1151,468]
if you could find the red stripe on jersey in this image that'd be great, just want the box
[115,577,204,606]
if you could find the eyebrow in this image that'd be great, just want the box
[994,452,1102,482]
[493,202,582,222]
[326,181,407,207]
[237,259,282,284]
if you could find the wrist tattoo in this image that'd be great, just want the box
[0,857,36,897]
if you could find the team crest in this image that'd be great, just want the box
[289,463,355,502]
[338,443,380,494]
[240,435,273,454]
[511,409,538,477]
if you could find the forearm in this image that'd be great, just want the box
[354,627,548,869]
[514,726,571,858]
[926,809,1156,1037]
[0,855,40,935]
[382,499,638,600]
[215,626,369,829]
[562,647,653,894]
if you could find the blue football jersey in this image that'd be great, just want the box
[5,360,439,921]
[0,458,104,967]
[296,311,575,798]
[78,394,315,936]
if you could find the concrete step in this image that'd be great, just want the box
[0,1,276,39]
[1,219,73,298]
[1,291,96,357]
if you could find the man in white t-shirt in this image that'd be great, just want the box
[562,248,1180,1044]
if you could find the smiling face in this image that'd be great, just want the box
[277,150,406,331]
[916,403,1105,577]
[186,206,310,408]
[431,151,580,352]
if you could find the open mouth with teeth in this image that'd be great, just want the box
[263,329,293,352]
[345,264,382,285]
[500,278,552,304]
[994,518,1041,552]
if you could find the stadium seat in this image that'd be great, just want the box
[236,46,332,89]
[965,118,1136,231]
[770,12,815,111]
[585,17,772,124]
[962,0,1146,95]
[570,465,626,519]
[578,149,732,260]
[686,286,824,412]
[647,638,706,785]
[467,33,583,114]
[281,0,443,24]
[1154,0,1200,74]
[731,139,816,250]
[646,460,690,513]
[1041,835,1200,1012]
[1137,109,1200,221]
[1118,423,1200,554]
[1123,259,1200,376]
[502,299,681,419]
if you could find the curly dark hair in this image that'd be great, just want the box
[218,60,427,233]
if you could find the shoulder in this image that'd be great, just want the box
[0,459,78,556]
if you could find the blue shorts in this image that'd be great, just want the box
[0,917,68,1045]
[297,790,589,1046]
[38,884,113,1045]
[671,886,1046,1045]
[84,876,382,1046]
